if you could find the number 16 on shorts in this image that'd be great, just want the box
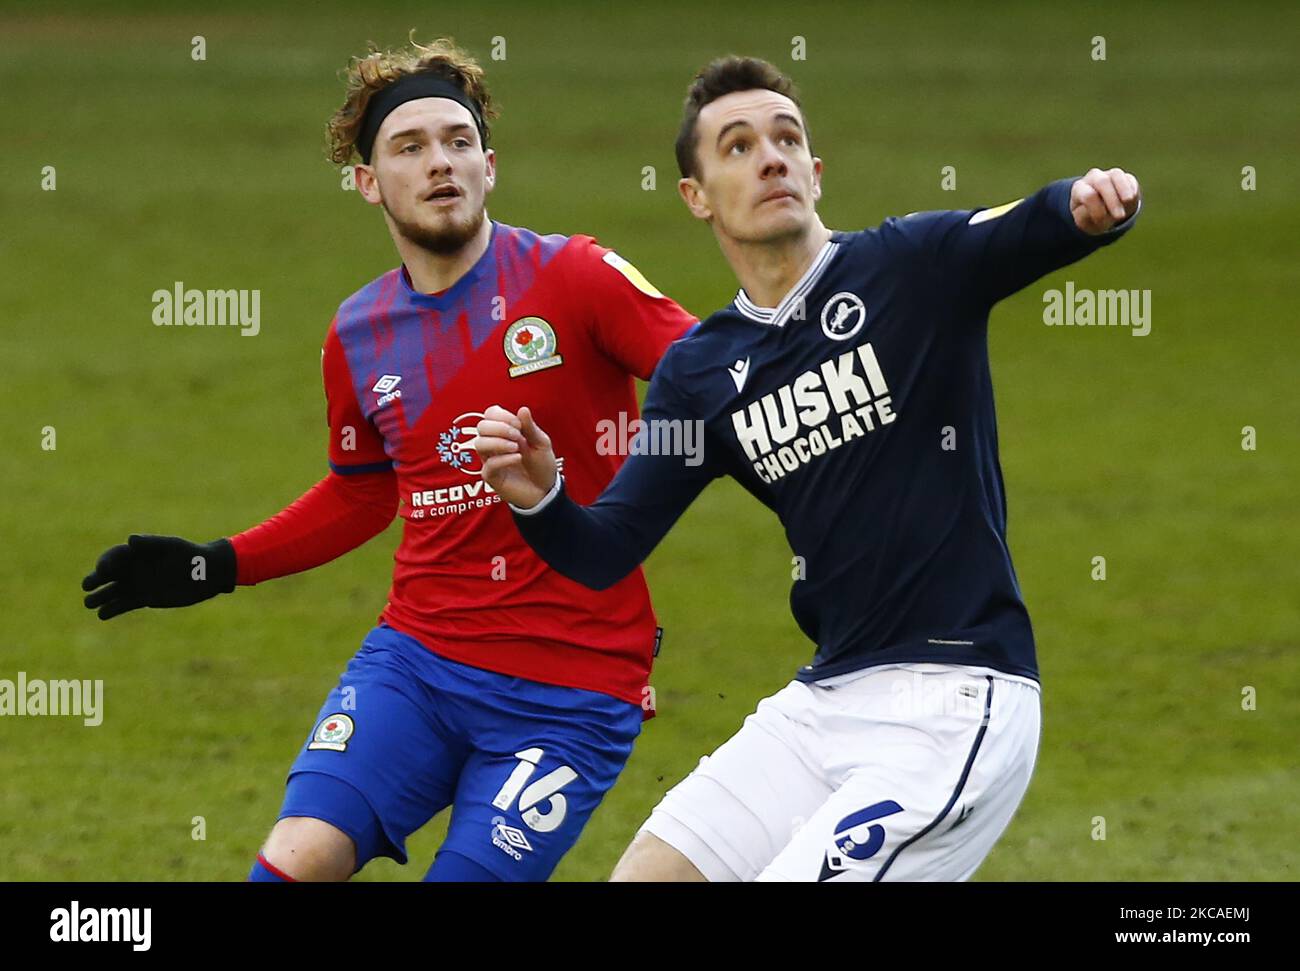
[491,748,578,833]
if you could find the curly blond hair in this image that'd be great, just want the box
[327,35,498,165]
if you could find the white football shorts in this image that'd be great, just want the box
[640,663,1041,881]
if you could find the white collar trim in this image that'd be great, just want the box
[733,238,841,328]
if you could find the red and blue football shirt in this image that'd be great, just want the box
[318,221,694,706]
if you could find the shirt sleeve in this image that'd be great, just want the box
[885,176,1141,307]
[511,352,723,590]
[227,319,401,584]
[322,319,393,474]
[566,236,697,379]
[229,469,398,585]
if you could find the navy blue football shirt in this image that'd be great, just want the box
[512,177,1138,685]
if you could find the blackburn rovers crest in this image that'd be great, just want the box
[504,317,564,377]
[308,713,354,752]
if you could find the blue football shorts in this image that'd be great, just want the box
[277,624,642,880]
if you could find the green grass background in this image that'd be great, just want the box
[2,0,1296,880]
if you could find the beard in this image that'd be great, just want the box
[385,200,486,256]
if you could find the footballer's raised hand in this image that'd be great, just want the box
[473,405,558,510]
[81,534,236,620]
[1071,168,1141,234]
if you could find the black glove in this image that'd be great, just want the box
[82,534,237,620]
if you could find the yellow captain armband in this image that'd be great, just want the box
[967,198,1024,226]
[602,251,664,298]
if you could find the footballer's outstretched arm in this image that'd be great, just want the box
[81,321,400,620]
[81,466,398,621]
[475,377,722,591]
[896,167,1142,305]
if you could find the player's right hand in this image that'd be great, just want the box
[81,534,237,620]
[473,405,558,510]
[1071,167,1140,234]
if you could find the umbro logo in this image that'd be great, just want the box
[496,821,532,852]
[373,374,402,408]
[728,357,751,393]
[491,815,534,861]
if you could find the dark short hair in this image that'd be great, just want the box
[674,56,809,180]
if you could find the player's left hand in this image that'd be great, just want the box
[1071,168,1140,234]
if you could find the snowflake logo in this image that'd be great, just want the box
[436,413,484,475]
[438,430,469,468]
